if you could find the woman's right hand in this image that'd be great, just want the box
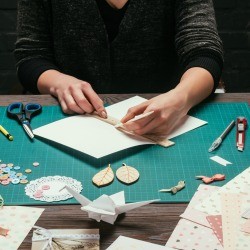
[38,70,107,118]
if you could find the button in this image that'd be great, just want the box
[11,178,20,184]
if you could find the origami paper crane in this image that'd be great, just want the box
[64,186,159,224]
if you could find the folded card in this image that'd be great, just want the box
[34,96,207,158]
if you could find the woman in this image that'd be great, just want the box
[15,0,223,135]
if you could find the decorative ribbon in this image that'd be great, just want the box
[32,226,99,250]
[196,174,225,184]
[159,180,185,194]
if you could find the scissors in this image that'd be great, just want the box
[7,102,42,139]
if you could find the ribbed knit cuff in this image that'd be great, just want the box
[17,58,59,94]
[184,57,222,93]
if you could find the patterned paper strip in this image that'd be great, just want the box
[206,215,223,246]
[180,184,219,228]
[221,192,249,250]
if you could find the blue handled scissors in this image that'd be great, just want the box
[7,102,42,139]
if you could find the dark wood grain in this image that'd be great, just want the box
[0,93,249,249]
[0,93,249,106]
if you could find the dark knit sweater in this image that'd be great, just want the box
[15,0,223,94]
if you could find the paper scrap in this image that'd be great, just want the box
[106,236,173,250]
[34,96,207,158]
[206,215,223,246]
[0,206,44,250]
[241,220,250,234]
[166,219,223,250]
[242,208,250,219]
[221,192,250,250]
[180,184,220,228]
[210,155,232,166]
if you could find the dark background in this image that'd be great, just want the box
[0,0,249,94]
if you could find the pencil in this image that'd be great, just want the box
[115,111,154,128]
[0,125,13,141]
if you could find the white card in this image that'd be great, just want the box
[34,96,207,158]
[106,236,174,250]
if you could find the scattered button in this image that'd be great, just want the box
[11,178,20,184]
[1,180,10,185]
[33,162,39,167]
[20,179,29,184]
[25,169,32,174]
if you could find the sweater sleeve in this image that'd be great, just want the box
[14,0,58,93]
[175,0,224,91]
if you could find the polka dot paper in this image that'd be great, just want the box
[206,215,223,246]
[241,219,250,234]
[195,167,250,215]
[221,192,250,250]
[0,206,44,250]
[180,184,219,228]
[165,219,223,250]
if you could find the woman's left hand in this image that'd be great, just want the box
[120,89,191,136]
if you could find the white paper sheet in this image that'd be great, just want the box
[34,96,207,158]
[107,236,174,250]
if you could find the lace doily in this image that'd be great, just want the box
[25,176,82,202]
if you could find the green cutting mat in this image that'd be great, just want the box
[0,102,249,205]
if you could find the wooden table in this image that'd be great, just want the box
[1,93,249,249]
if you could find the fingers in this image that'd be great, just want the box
[121,102,148,123]
[57,79,106,117]
[81,83,107,118]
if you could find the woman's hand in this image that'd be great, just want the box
[121,67,214,136]
[38,70,107,117]
[120,89,190,136]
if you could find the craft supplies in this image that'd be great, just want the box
[7,102,42,139]
[0,206,44,250]
[208,120,235,152]
[236,116,247,151]
[114,110,155,128]
[92,164,114,187]
[210,155,232,166]
[159,180,185,194]
[31,226,99,250]
[196,174,225,184]
[33,96,210,158]
[33,162,39,167]
[0,161,31,186]
[0,125,13,141]
[116,163,139,184]
[25,176,82,202]
[107,236,171,250]
[64,187,159,224]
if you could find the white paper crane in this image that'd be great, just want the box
[64,186,159,224]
